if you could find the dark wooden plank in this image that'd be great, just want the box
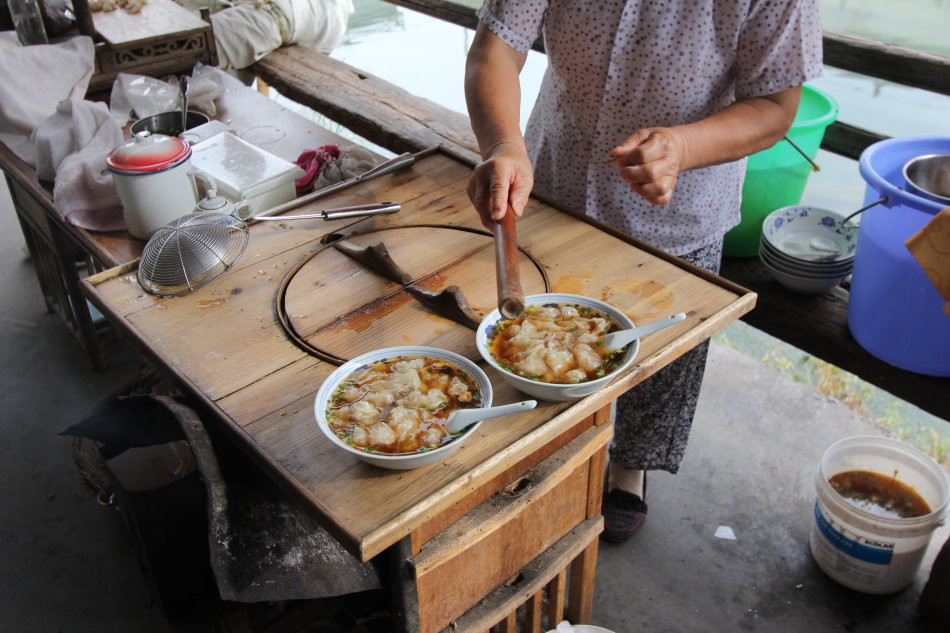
[823,30,950,97]
[720,257,950,422]
[382,2,950,98]
[821,121,889,161]
[253,46,481,165]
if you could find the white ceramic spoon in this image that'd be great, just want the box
[445,400,537,434]
[602,312,687,350]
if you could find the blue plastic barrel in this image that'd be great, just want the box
[850,136,950,377]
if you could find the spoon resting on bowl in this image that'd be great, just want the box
[445,399,537,435]
[602,312,687,350]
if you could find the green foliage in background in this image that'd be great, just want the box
[714,322,949,468]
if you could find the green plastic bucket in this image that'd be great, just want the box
[723,84,839,257]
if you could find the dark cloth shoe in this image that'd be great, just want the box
[601,473,647,544]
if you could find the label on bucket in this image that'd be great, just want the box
[814,502,894,566]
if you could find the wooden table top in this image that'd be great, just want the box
[83,150,755,561]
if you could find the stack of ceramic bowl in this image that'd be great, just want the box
[759,206,858,294]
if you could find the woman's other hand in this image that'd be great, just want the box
[608,128,689,205]
[468,142,534,229]
[608,87,801,205]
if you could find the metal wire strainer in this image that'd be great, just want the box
[137,202,401,296]
[138,212,250,296]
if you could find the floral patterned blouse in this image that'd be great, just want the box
[476,0,824,255]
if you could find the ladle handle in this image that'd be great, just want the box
[603,312,687,349]
[445,400,537,434]
[495,206,525,319]
[251,202,401,221]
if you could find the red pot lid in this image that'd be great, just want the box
[106,133,191,174]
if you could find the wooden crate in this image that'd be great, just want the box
[86,0,217,93]
[392,421,610,633]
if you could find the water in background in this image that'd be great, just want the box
[303,0,949,459]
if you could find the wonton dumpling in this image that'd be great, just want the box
[534,306,560,319]
[514,343,549,377]
[589,317,610,334]
[422,426,443,445]
[563,368,587,383]
[397,390,427,409]
[576,332,599,344]
[560,305,580,317]
[572,344,603,372]
[349,425,369,446]
[392,368,423,390]
[348,400,379,425]
[368,422,396,446]
[544,346,575,377]
[390,407,420,439]
[424,388,449,408]
[392,358,424,372]
[389,406,420,426]
[365,390,396,407]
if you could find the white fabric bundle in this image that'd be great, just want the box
[0,34,95,166]
[37,99,126,231]
[211,0,354,70]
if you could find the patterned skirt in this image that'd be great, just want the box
[610,241,722,473]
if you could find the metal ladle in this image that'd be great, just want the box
[179,76,188,134]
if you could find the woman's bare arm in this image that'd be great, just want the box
[464,23,534,226]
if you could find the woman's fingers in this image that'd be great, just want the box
[610,128,687,204]
[467,150,534,228]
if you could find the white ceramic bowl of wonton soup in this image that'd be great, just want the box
[476,293,638,402]
[314,346,493,469]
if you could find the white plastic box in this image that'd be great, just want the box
[189,132,304,217]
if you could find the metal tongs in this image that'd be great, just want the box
[250,201,401,222]
[249,152,418,219]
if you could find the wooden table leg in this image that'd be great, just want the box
[567,538,599,625]
[547,568,567,626]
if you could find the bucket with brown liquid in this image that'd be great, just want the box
[810,436,949,593]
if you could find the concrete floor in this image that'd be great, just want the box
[1,179,946,633]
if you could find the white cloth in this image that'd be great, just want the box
[211,0,354,71]
[477,0,824,255]
[35,99,126,231]
[0,34,95,166]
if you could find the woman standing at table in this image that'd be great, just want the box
[465,0,823,543]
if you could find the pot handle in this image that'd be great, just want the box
[187,169,217,200]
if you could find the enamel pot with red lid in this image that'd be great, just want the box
[106,132,213,239]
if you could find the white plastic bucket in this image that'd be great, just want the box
[810,436,949,594]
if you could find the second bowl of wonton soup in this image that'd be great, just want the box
[476,293,638,402]
[314,346,493,469]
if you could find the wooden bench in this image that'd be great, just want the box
[253,45,949,423]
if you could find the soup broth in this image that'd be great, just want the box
[326,355,482,455]
[829,469,932,519]
[488,302,626,384]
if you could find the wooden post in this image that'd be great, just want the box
[567,540,599,624]
[71,0,97,37]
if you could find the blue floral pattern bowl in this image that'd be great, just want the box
[761,205,858,263]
